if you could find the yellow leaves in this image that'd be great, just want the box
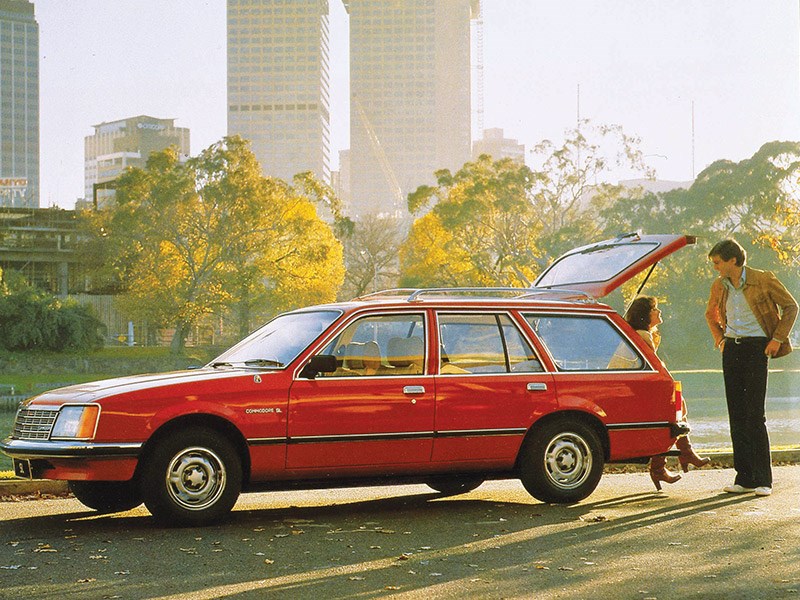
[99,137,346,346]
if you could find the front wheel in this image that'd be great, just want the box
[69,480,142,513]
[519,419,604,504]
[140,428,242,526]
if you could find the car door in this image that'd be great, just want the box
[287,311,433,471]
[431,311,556,465]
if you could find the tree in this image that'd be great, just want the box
[400,156,543,287]
[340,214,404,299]
[89,136,345,352]
[399,121,652,287]
[599,140,800,368]
[528,120,655,262]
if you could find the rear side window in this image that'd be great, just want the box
[438,313,543,374]
[524,314,645,371]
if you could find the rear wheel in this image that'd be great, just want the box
[140,427,242,526]
[69,480,142,513]
[426,475,485,495]
[519,419,604,504]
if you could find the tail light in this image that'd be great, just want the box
[674,380,684,420]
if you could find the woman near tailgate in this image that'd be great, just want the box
[625,296,711,490]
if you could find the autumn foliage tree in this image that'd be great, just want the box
[86,136,345,352]
[400,155,544,287]
[399,121,654,287]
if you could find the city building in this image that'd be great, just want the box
[0,207,79,295]
[472,128,525,164]
[227,0,332,184]
[84,115,190,208]
[345,0,478,218]
[0,0,39,208]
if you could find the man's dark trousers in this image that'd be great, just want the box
[722,336,772,488]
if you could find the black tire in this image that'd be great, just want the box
[69,480,142,513]
[519,419,604,504]
[140,427,242,526]
[426,475,485,495]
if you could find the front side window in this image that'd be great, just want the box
[524,314,645,371]
[319,313,425,377]
[438,313,543,374]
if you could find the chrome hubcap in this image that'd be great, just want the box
[166,447,227,511]
[544,432,592,490]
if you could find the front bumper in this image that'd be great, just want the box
[1,438,142,459]
[2,438,142,482]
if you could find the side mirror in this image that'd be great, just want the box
[299,354,337,379]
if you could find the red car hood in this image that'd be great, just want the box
[24,368,280,405]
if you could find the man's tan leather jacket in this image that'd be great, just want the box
[705,266,798,358]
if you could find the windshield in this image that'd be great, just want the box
[535,242,658,289]
[210,310,341,368]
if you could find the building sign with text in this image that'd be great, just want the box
[0,178,29,204]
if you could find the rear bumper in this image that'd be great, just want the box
[671,421,691,437]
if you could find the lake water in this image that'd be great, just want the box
[1,370,798,472]
[673,369,800,450]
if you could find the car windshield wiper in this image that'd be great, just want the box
[243,358,284,368]
[209,361,233,368]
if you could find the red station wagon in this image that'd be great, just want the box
[2,234,694,525]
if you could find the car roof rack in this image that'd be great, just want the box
[354,287,594,303]
[404,287,594,303]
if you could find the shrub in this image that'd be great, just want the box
[0,288,104,352]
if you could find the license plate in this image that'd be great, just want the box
[13,458,32,479]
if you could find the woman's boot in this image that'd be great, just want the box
[676,436,711,472]
[649,455,681,491]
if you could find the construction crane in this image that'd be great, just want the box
[352,94,405,216]
[472,1,484,136]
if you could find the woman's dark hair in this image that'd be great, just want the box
[708,238,746,266]
[625,296,657,331]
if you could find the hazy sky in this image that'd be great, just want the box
[35,1,800,209]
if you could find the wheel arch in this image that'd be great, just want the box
[136,414,251,485]
[516,410,610,470]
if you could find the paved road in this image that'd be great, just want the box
[1,466,799,600]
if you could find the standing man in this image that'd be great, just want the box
[705,239,797,497]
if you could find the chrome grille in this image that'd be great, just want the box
[13,408,59,440]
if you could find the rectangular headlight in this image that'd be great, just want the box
[51,405,100,440]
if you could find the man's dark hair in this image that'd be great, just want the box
[708,238,746,266]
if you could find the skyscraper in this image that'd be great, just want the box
[345,0,477,218]
[227,0,331,184]
[0,0,38,208]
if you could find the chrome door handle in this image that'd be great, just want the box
[527,382,548,392]
[403,385,425,395]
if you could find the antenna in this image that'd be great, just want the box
[577,83,581,166]
[475,7,484,136]
[692,100,696,181]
